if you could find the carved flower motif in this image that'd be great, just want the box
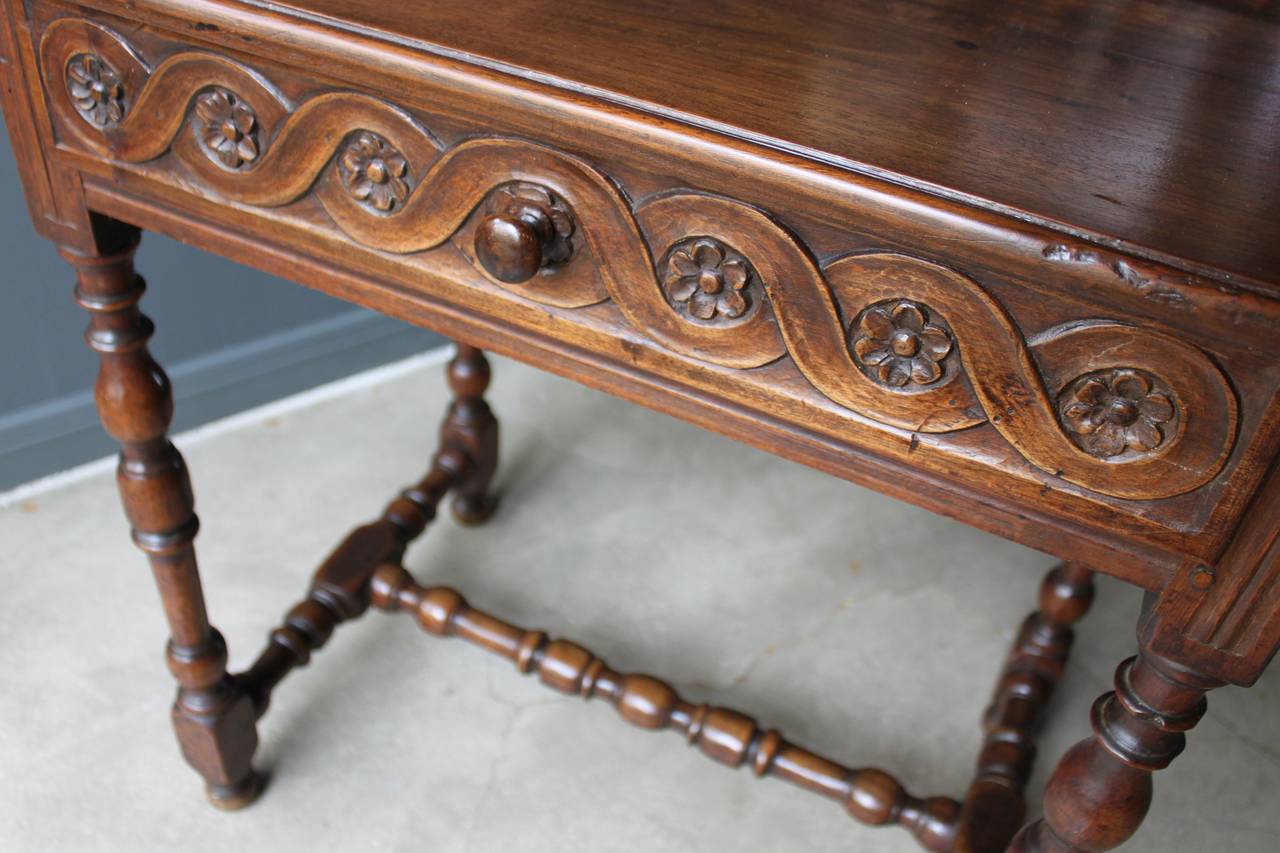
[851,300,953,387]
[1059,369,1175,458]
[664,239,752,321]
[195,89,259,169]
[339,132,411,212]
[67,54,124,128]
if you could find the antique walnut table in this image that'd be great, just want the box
[4,1,1279,850]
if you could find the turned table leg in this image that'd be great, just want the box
[955,563,1096,852]
[440,343,499,525]
[64,219,261,809]
[1007,647,1217,852]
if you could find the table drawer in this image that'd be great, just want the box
[23,2,1280,580]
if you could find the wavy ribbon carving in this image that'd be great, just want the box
[41,18,1239,500]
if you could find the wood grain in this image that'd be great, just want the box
[1008,651,1219,852]
[5,0,1280,847]
[64,221,261,808]
[33,22,1246,499]
[371,561,962,852]
[955,564,1096,852]
[270,0,1280,287]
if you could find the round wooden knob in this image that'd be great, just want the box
[473,183,575,284]
[475,213,549,283]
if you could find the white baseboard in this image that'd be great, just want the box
[0,308,442,490]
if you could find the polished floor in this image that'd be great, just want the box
[2,349,1277,852]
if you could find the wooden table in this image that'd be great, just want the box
[4,1,1278,849]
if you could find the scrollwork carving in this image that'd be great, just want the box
[39,18,1240,500]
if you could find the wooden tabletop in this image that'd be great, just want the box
[273,0,1280,289]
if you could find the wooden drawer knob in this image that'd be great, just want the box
[474,183,574,284]
[475,214,548,283]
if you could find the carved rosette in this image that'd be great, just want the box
[66,54,124,127]
[849,300,953,389]
[38,17,1241,499]
[1058,368,1177,459]
[194,88,259,169]
[338,131,411,213]
[662,238,758,323]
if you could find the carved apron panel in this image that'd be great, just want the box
[39,16,1240,501]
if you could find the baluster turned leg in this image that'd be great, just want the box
[1007,648,1218,852]
[955,563,1095,852]
[64,218,260,809]
[440,343,498,525]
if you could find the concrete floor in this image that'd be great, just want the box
[2,349,1277,852]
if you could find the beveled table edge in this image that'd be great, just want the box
[248,0,1280,298]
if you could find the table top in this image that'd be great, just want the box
[274,0,1280,289]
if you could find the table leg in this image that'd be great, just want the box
[63,217,261,809]
[954,563,1095,852]
[1006,646,1218,852]
[440,342,499,525]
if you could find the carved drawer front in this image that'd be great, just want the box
[37,11,1249,520]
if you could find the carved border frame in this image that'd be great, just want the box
[37,17,1242,502]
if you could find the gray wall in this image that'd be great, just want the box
[0,115,442,489]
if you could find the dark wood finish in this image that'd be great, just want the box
[955,563,1096,852]
[1008,651,1218,852]
[370,562,960,852]
[4,0,1279,848]
[439,344,499,525]
[1146,454,1280,687]
[240,343,495,715]
[65,220,261,809]
[474,183,576,284]
[241,442,469,716]
[24,1,1280,575]
[238,381,1104,851]
[275,0,1280,289]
